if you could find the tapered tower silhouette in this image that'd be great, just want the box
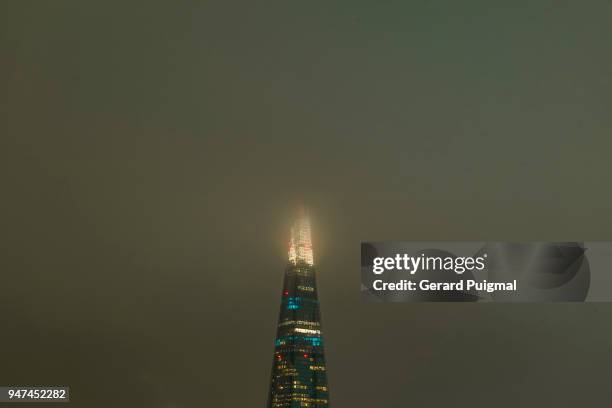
[267,210,329,407]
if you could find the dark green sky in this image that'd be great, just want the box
[2,1,611,407]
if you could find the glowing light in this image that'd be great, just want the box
[286,297,301,310]
[288,209,314,266]
[294,327,321,335]
[304,336,322,346]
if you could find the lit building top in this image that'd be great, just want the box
[269,209,328,408]
[288,211,314,266]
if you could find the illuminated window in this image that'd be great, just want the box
[287,297,301,310]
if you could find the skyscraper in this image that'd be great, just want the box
[267,210,330,407]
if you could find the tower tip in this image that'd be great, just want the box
[288,208,314,266]
[297,203,307,217]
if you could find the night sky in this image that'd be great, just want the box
[2,2,612,407]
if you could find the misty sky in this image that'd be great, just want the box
[2,2,612,407]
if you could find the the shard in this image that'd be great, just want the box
[267,210,330,407]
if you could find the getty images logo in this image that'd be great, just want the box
[372,253,488,275]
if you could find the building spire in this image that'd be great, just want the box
[288,208,314,266]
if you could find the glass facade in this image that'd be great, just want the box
[267,215,329,408]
